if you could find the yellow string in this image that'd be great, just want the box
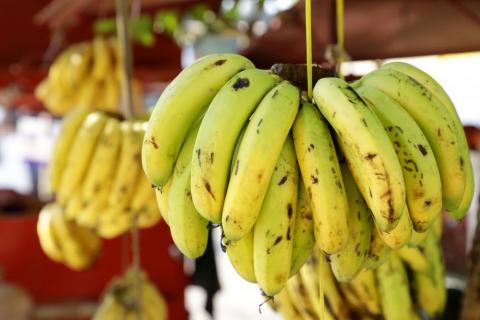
[336,0,344,79]
[305,0,313,99]
[319,251,325,320]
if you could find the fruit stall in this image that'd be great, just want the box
[0,0,480,320]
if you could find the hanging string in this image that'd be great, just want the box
[116,0,142,318]
[305,0,313,99]
[336,0,344,79]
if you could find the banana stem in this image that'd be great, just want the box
[270,63,336,91]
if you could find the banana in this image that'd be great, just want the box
[191,69,277,223]
[137,200,162,229]
[64,42,93,89]
[50,205,96,270]
[292,102,349,253]
[432,214,443,238]
[56,112,108,204]
[225,230,256,283]
[409,228,430,247]
[142,54,254,186]
[253,136,298,296]
[37,203,64,262]
[141,281,168,320]
[130,173,156,214]
[154,179,171,225]
[398,245,428,272]
[82,117,122,207]
[411,231,446,317]
[64,188,85,220]
[75,179,112,228]
[357,68,466,211]
[339,268,381,317]
[92,36,114,81]
[97,206,133,239]
[377,253,418,320]
[313,77,405,232]
[222,81,300,241]
[286,273,319,320]
[356,85,442,231]
[376,206,412,249]
[290,181,315,276]
[49,108,91,192]
[275,288,305,320]
[167,122,209,259]
[329,163,372,282]
[109,121,143,210]
[381,62,474,218]
[298,256,324,319]
[315,251,350,320]
[93,293,128,320]
[364,228,391,269]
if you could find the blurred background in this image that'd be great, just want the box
[0,0,479,319]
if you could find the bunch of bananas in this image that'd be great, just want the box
[273,225,445,320]
[142,53,470,301]
[47,108,162,240]
[37,202,101,270]
[93,268,168,320]
[35,36,142,115]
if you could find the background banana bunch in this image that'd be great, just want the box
[41,108,162,248]
[142,53,470,306]
[272,224,445,320]
[35,36,143,115]
[37,202,101,270]
[93,268,168,320]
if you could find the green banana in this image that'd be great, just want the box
[376,206,412,249]
[253,136,298,296]
[222,81,300,241]
[225,230,256,283]
[377,253,419,320]
[356,85,442,231]
[329,163,372,282]
[292,102,349,253]
[167,122,209,259]
[142,54,254,186]
[56,111,108,204]
[191,69,277,223]
[49,108,90,192]
[357,68,466,211]
[381,62,474,218]
[313,77,405,232]
[290,181,315,276]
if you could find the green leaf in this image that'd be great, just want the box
[94,18,116,34]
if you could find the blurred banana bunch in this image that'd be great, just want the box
[35,36,143,115]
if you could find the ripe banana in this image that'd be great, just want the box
[108,121,143,210]
[154,179,171,225]
[398,244,428,272]
[377,253,419,320]
[411,231,446,317]
[290,181,315,276]
[376,206,412,249]
[275,287,305,320]
[97,207,133,239]
[286,273,319,320]
[313,77,405,232]
[56,112,108,204]
[222,81,300,241]
[92,36,113,81]
[167,122,209,259]
[225,230,256,283]
[49,108,90,192]
[191,68,277,223]
[93,293,128,320]
[381,62,474,218]
[253,136,298,296]
[292,102,349,253]
[364,228,391,269]
[356,85,442,231]
[298,256,324,319]
[37,203,64,262]
[339,268,381,317]
[357,68,466,211]
[329,163,372,282]
[142,54,254,186]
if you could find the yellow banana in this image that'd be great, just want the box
[142,54,254,186]
[222,81,300,241]
[339,268,381,317]
[364,228,391,269]
[329,163,372,282]
[37,203,64,262]
[286,273,319,320]
[356,85,442,231]
[376,206,412,249]
[275,287,305,320]
[292,102,349,253]
[191,69,277,223]
[49,108,91,192]
[167,122,209,259]
[154,179,171,225]
[56,112,108,204]
[313,77,405,232]
[225,230,256,283]
[92,36,114,81]
[97,206,133,239]
[398,245,428,272]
